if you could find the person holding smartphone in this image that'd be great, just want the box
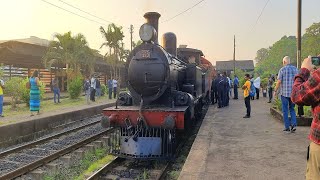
[291,55,320,179]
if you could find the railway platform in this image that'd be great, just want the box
[179,95,310,180]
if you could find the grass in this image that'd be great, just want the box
[75,154,115,180]
[44,148,113,180]
[1,95,115,125]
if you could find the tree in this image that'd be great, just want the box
[255,48,269,64]
[42,32,96,75]
[255,36,296,74]
[100,24,125,79]
[132,40,143,49]
[302,22,320,57]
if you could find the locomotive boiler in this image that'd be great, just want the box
[101,12,212,159]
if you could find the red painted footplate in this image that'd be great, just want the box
[102,106,188,130]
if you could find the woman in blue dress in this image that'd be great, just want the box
[29,70,40,116]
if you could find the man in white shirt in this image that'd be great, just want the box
[112,78,118,99]
[253,74,261,100]
[90,75,96,102]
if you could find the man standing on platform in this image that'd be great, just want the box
[211,77,216,105]
[90,75,96,102]
[96,77,101,98]
[0,78,5,117]
[52,77,60,103]
[242,74,251,118]
[233,75,239,99]
[254,74,261,99]
[216,74,224,108]
[274,56,298,133]
[267,74,275,103]
[112,78,118,99]
[107,78,113,99]
[291,56,320,179]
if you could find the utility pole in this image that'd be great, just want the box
[297,0,304,117]
[233,35,236,76]
[130,25,134,51]
[297,0,302,68]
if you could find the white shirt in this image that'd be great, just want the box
[253,77,261,89]
[0,80,4,86]
[112,79,118,88]
[90,77,96,89]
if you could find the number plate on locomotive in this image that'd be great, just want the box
[138,50,151,59]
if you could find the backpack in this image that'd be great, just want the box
[84,80,90,91]
[249,80,256,97]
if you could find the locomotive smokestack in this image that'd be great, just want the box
[162,32,177,56]
[144,12,161,44]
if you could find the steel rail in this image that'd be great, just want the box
[0,115,102,159]
[0,128,114,179]
[86,156,121,180]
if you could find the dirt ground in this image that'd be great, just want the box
[179,95,310,180]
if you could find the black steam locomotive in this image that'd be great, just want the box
[101,12,212,159]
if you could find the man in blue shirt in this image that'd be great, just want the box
[233,75,239,99]
[274,56,298,133]
[107,78,113,99]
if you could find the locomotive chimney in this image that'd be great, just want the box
[143,12,161,44]
[162,32,177,56]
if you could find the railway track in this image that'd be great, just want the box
[0,115,114,179]
[86,104,209,180]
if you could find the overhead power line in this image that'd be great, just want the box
[251,0,271,31]
[162,0,205,23]
[40,0,108,26]
[57,0,113,24]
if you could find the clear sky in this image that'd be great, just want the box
[0,0,319,65]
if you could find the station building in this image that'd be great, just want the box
[0,36,124,92]
[216,60,254,76]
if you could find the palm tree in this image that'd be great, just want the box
[42,32,96,75]
[100,23,125,79]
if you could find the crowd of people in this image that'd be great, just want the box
[84,75,118,104]
[210,55,320,179]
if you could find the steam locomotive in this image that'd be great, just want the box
[101,12,213,159]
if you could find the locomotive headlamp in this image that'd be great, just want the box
[139,23,156,42]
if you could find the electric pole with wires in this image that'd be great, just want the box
[233,35,236,76]
[130,25,134,51]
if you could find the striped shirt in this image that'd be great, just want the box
[277,64,298,97]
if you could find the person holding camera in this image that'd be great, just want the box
[291,56,320,179]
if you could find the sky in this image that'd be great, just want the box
[0,0,319,65]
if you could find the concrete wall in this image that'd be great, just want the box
[0,103,115,148]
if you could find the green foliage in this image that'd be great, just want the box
[273,97,282,111]
[233,68,246,87]
[302,22,320,57]
[100,84,106,96]
[0,64,4,78]
[273,97,312,117]
[255,48,270,63]
[260,77,268,89]
[42,31,96,75]
[255,36,297,75]
[44,148,108,180]
[4,77,23,109]
[67,76,83,99]
[256,22,320,75]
